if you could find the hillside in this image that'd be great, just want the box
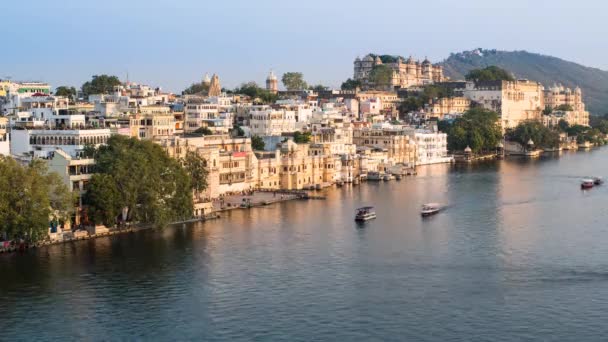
[440,49,608,114]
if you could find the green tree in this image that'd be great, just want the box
[251,136,265,150]
[293,131,311,143]
[505,120,560,149]
[233,125,245,137]
[555,104,574,111]
[0,157,73,243]
[557,119,570,132]
[398,97,424,115]
[182,150,209,201]
[81,75,122,97]
[442,107,502,153]
[309,84,328,92]
[192,127,213,135]
[281,72,307,91]
[183,82,209,95]
[234,82,278,104]
[54,86,77,101]
[340,78,361,90]
[369,64,393,88]
[83,136,193,228]
[465,66,515,82]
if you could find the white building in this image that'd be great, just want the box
[11,128,111,158]
[409,128,452,165]
[249,108,296,136]
[185,102,220,132]
[0,117,9,156]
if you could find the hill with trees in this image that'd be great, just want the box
[441,49,608,114]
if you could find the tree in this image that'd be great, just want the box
[182,150,209,201]
[251,136,265,150]
[465,66,515,82]
[81,75,122,97]
[555,104,574,111]
[54,86,77,101]
[441,107,502,153]
[83,136,193,228]
[293,131,311,144]
[505,120,560,149]
[0,157,73,243]
[369,64,393,88]
[192,127,213,136]
[234,82,278,104]
[341,78,361,90]
[233,125,245,137]
[309,84,328,92]
[558,119,570,132]
[183,82,209,95]
[398,97,424,115]
[282,72,307,91]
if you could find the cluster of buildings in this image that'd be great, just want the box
[0,53,593,230]
[0,70,451,228]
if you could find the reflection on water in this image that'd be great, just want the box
[2,149,608,340]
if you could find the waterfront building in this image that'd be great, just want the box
[352,124,417,167]
[543,84,589,126]
[463,80,543,129]
[356,91,400,113]
[354,54,445,89]
[48,149,96,227]
[409,128,452,165]
[266,71,279,94]
[424,97,471,120]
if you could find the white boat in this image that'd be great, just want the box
[581,179,595,189]
[421,203,443,217]
[355,206,377,221]
[383,174,394,181]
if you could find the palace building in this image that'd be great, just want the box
[354,54,445,89]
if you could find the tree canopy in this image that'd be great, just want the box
[505,120,560,149]
[0,157,73,243]
[293,131,311,144]
[340,78,361,90]
[281,72,307,91]
[234,82,277,103]
[251,136,265,151]
[441,107,503,153]
[81,75,122,97]
[54,86,77,101]
[183,82,209,95]
[465,66,515,82]
[83,136,194,228]
[369,65,393,88]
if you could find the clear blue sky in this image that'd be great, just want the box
[3,0,606,92]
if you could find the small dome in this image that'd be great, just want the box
[575,86,582,93]
[363,55,374,62]
[203,73,211,83]
[267,70,277,81]
[422,57,431,64]
[407,56,414,64]
[374,56,382,64]
[464,146,472,153]
[355,56,361,62]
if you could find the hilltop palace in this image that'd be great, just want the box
[354,54,445,89]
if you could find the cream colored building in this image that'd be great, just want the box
[543,84,589,126]
[425,97,471,119]
[464,80,543,129]
[129,113,175,140]
[354,55,444,89]
[352,125,417,167]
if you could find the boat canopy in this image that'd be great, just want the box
[357,206,374,211]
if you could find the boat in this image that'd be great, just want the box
[593,177,603,185]
[383,174,394,181]
[355,206,377,221]
[367,171,383,181]
[581,179,595,189]
[421,203,443,217]
[395,174,402,180]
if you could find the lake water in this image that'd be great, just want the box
[2,149,608,341]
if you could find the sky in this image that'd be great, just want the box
[3,0,608,92]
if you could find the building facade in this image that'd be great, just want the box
[354,55,444,89]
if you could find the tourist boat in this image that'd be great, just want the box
[367,172,383,181]
[421,203,443,217]
[593,177,603,185]
[355,206,377,221]
[581,179,595,189]
[383,174,394,181]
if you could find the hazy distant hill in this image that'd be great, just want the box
[440,49,608,114]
